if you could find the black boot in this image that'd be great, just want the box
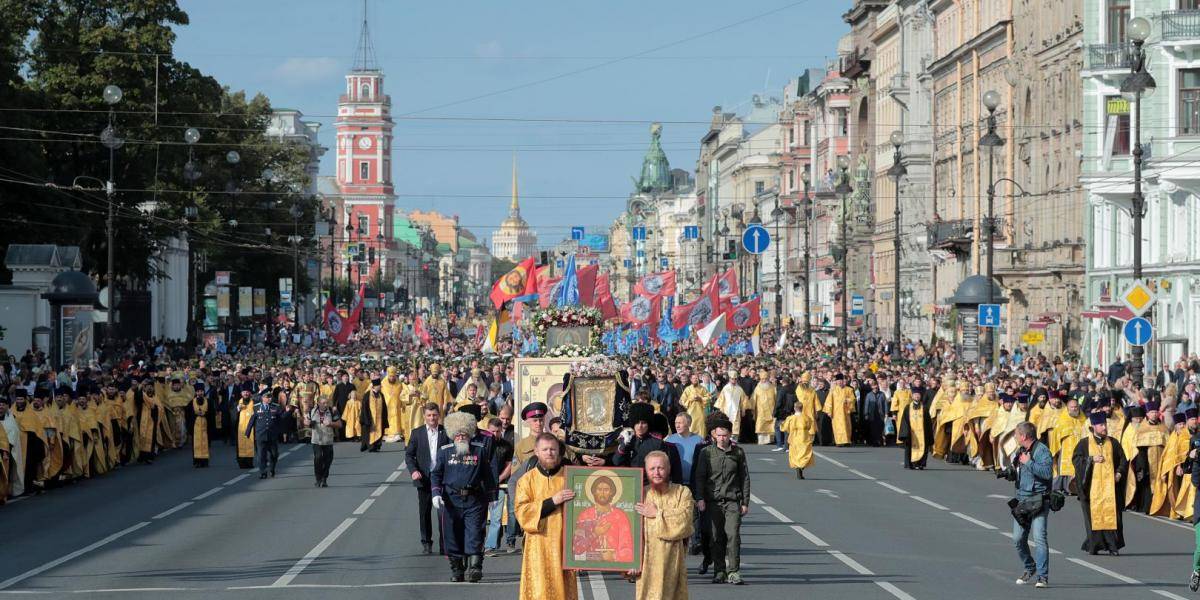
[449,556,465,582]
[466,554,483,583]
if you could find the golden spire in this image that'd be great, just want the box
[510,152,520,216]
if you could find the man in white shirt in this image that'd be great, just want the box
[718,370,747,438]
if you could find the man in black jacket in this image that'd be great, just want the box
[406,403,448,554]
[613,403,682,484]
[244,392,285,479]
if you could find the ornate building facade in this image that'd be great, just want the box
[491,156,538,262]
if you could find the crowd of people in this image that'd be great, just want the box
[2,317,1200,596]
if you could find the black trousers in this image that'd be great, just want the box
[416,485,440,547]
[255,439,278,475]
[312,444,333,481]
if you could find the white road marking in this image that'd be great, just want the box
[877,581,918,600]
[789,525,828,547]
[223,473,251,486]
[748,494,764,505]
[876,481,909,494]
[848,468,875,480]
[369,484,389,498]
[586,571,610,600]
[827,550,872,575]
[814,489,840,499]
[352,499,375,515]
[757,457,776,462]
[910,495,947,510]
[152,502,194,520]
[760,505,792,523]
[192,487,223,501]
[814,451,848,468]
[0,521,151,590]
[385,470,402,483]
[950,512,997,530]
[1066,557,1141,584]
[231,581,521,590]
[271,517,357,587]
[6,495,29,504]
[1131,511,1195,531]
[986,494,1008,499]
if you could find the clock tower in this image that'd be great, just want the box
[334,7,395,281]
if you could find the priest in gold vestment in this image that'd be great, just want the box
[630,451,693,600]
[679,375,711,439]
[823,373,855,447]
[515,433,577,600]
[1071,412,1127,555]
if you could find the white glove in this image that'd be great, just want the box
[433,496,444,510]
[619,428,634,446]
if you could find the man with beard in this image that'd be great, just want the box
[823,374,855,447]
[422,363,455,416]
[1052,396,1087,494]
[1150,408,1198,520]
[234,390,256,469]
[432,410,496,583]
[330,370,355,440]
[678,374,711,439]
[1124,401,1167,513]
[515,433,577,600]
[191,383,215,468]
[716,371,746,440]
[1072,412,1128,555]
[751,369,777,446]
[898,388,933,470]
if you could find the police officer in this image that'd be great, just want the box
[244,390,285,479]
[431,405,497,583]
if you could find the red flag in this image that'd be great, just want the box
[413,315,431,347]
[489,256,537,309]
[634,270,677,298]
[577,264,598,306]
[594,274,619,320]
[323,284,366,345]
[725,296,762,331]
[538,276,562,309]
[620,294,662,327]
[707,267,739,299]
[672,281,719,330]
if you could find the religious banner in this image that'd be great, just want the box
[60,305,94,368]
[562,466,643,572]
[217,287,231,317]
[253,288,266,315]
[513,357,575,439]
[203,298,218,330]
[238,286,253,317]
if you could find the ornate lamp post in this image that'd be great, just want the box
[800,168,812,343]
[183,127,201,343]
[1121,16,1156,389]
[979,90,1005,370]
[771,197,783,325]
[887,130,907,359]
[100,84,123,352]
[834,155,853,347]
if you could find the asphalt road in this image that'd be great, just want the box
[1,440,1197,599]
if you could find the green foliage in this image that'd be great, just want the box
[0,0,316,297]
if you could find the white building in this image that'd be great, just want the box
[491,157,538,261]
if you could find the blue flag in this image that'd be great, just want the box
[554,254,580,306]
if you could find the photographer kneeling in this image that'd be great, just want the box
[1007,421,1053,588]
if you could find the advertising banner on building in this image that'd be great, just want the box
[239,286,253,317]
[253,288,266,315]
[203,298,218,330]
[60,305,94,368]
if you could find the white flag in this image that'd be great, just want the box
[773,328,787,354]
[751,324,761,356]
[696,313,727,348]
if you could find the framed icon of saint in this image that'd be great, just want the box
[562,466,643,572]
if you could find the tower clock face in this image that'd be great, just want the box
[358,137,372,150]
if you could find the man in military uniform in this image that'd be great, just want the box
[244,392,284,479]
[432,410,497,583]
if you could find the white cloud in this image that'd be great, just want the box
[271,57,342,85]
[475,40,504,59]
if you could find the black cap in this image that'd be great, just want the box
[458,403,483,420]
[521,402,548,421]
[629,402,654,425]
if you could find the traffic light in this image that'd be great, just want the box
[357,243,366,262]
[368,247,376,264]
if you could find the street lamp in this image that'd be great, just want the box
[183,127,201,343]
[887,130,907,359]
[289,202,303,322]
[771,198,784,325]
[1121,16,1156,389]
[100,84,123,354]
[834,155,853,347]
[979,90,1004,370]
[800,168,812,344]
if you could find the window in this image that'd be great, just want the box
[755,181,765,195]
[357,214,369,236]
[1181,69,1200,135]
[1106,0,1129,44]
[1105,96,1130,155]
[839,111,849,136]
[360,83,370,99]
[359,161,370,180]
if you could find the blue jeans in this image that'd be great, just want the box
[484,488,515,550]
[774,420,787,449]
[1013,508,1049,579]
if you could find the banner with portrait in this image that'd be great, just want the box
[562,466,643,572]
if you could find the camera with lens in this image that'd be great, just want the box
[996,465,1018,482]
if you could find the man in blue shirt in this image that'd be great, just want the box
[1012,421,1053,589]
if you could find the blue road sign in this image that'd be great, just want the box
[571,226,585,241]
[632,226,647,241]
[556,259,564,269]
[979,303,1002,328]
[684,225,699,240]
[851,294,865,316]
[660,257,669,268]
[623,259,632,268]
[742,224,770,255]
[1123,317,1153,346]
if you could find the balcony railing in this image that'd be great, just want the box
[1163,9,1200,42]
[1086,43,1133,71]
[926,217,1006,250]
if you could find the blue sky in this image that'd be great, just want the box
[174,0,848,248]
